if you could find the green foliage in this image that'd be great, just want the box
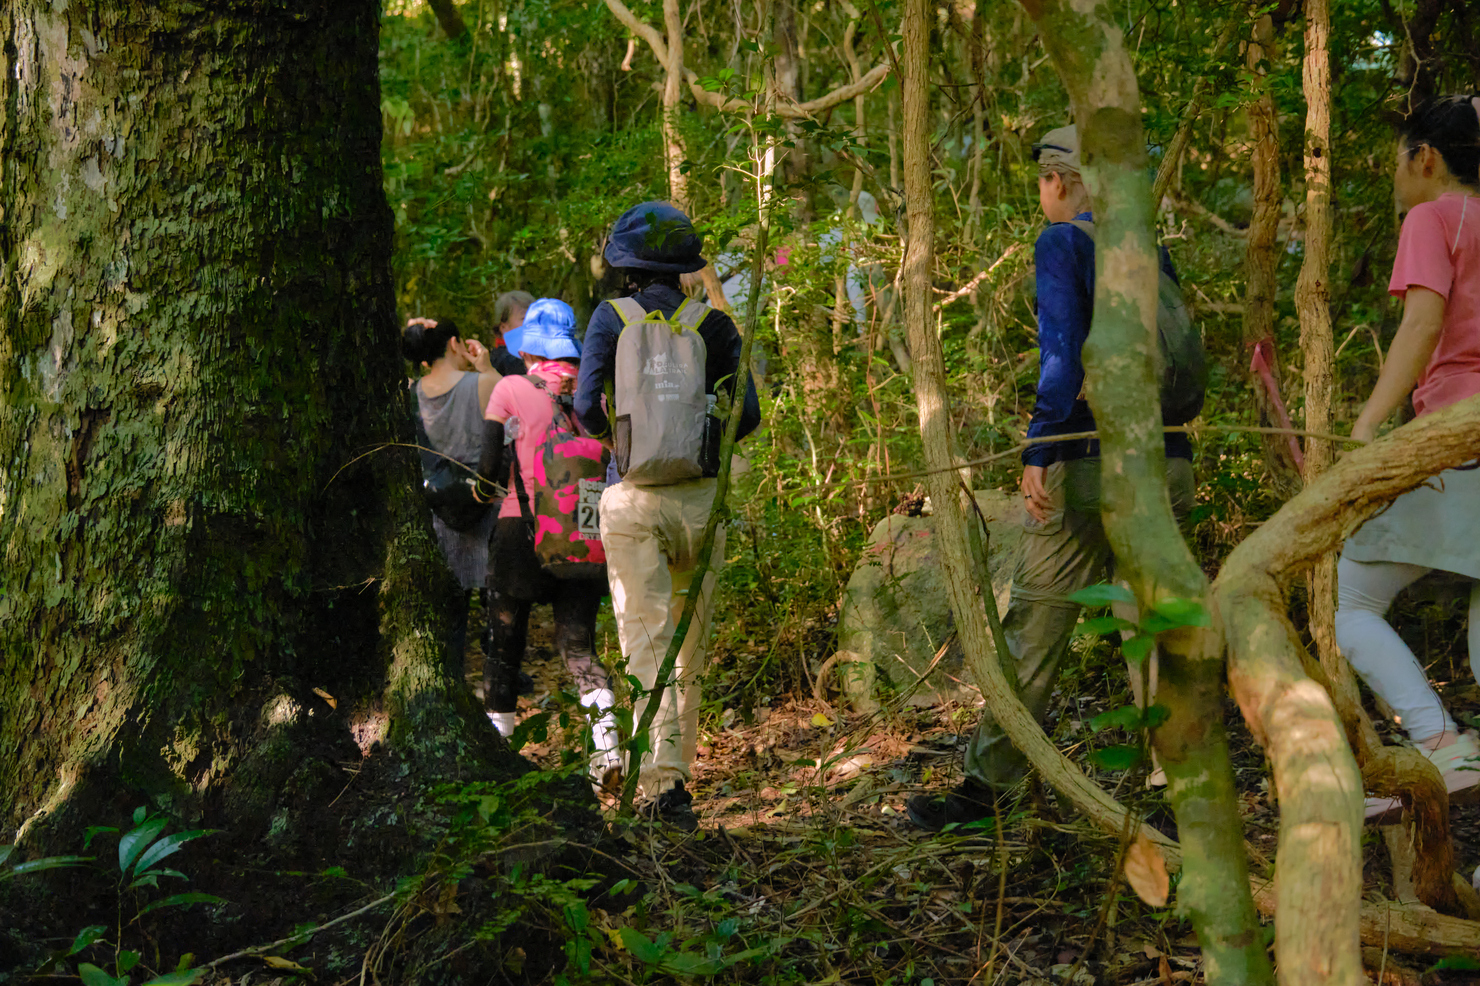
[19,809,219,986]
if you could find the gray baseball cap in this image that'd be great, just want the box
[1032,125,1080,174]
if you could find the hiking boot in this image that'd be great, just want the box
[906,779,996,832]
[638,781,699,832]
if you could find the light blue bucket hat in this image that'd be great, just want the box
[515,298,581,360]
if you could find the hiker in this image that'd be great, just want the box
[1336,95,1480,821]
[474,299,622,787]
[489,290,536,377]
[907,125,1205,831]
[405,317,502,680]
[575,201,762,828]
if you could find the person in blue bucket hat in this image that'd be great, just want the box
[475,297,621,791]
[512,298,582,360]
[575,203,762,829]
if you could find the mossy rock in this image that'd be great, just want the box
[834,490,1022,709]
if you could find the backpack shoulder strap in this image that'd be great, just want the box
[609,297,648,326]
[672,298,711,328]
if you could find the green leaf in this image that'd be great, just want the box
[0,844,13,867]
[564,901,589,933]
[509,712,549,752]
[1138,613,1180,635]
[1143,704,1171,729]
[1089,745,1143,771]
[133,806,148,826]
[1088,705,1143,733]
[618,927,664,965]
[84,827,119,850]
[70,925,109,956]
[77,963,125,986]
[118,950,141,974]
[1122,635,1156,662]
[133,830,213,877]
[1429,954,1480,972]
[137,893,227,918]
[5,854,91,878]
[1066,584,1135,607]
[118,817,168,875]
[660,951,723,976]
[1073,615,1135,637]
[1150,597,1211,628]
[140,971,203,986]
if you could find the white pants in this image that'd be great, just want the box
[1334,554,1480,744]
[600,478,725,797]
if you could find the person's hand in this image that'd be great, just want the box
[1350,417,1379,445]
[405,316,438,329]
[1021,464,1050,523]
[465,338,494,374]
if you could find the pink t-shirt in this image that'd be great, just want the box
[485,361,580,519]
[1389,192,1480,416]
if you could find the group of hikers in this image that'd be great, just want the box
[408,93,1480,834]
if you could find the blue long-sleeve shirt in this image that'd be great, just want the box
[1022,213,1192,468]
[575,282,762,444]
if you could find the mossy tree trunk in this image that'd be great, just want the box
[1012,1,1273,981]
[0,0,512,851]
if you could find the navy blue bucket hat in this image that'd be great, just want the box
[603,201,707,273]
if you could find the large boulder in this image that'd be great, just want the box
[833,490,1023,709]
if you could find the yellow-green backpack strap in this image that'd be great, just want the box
[609,297,647,326]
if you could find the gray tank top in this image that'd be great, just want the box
[416,372,484,466]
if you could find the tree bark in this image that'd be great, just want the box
[1242,14,1304,495]
[0,0,513,849]
[1217,397,1480,979]
[427,0,469,40]
[1015,2,1273,981]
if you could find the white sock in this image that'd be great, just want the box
[580,688,621,770]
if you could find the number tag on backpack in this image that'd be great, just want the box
[577,478,604,538]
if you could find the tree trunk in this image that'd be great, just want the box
[1242,14,1304,495]
[1217,399,1480,981]
[1015,2,1273,981]
[0,0,514,851]
[662,0,688,208]
[1297,0,1459,915]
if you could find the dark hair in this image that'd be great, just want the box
[1399,94,1480,187]
[403,318,461,364]
[614,268,682,295]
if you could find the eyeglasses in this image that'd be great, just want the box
[1031,142,1073,162]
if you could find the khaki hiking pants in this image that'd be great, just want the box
[964,456,1194,790]
[600,478,725,797]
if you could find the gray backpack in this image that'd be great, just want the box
[608,297,720,486]
[1069,219,1207,426]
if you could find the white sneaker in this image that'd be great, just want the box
[580,688,623,790]
[488,711,518,737]
[1364,731,1480,821]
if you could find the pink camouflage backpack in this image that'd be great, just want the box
[510,373,610,580]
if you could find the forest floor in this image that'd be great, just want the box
[497,603,1480,986]
[11,604,1479,986]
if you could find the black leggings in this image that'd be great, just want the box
[484,582,608,712]
[483,517,610,712]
